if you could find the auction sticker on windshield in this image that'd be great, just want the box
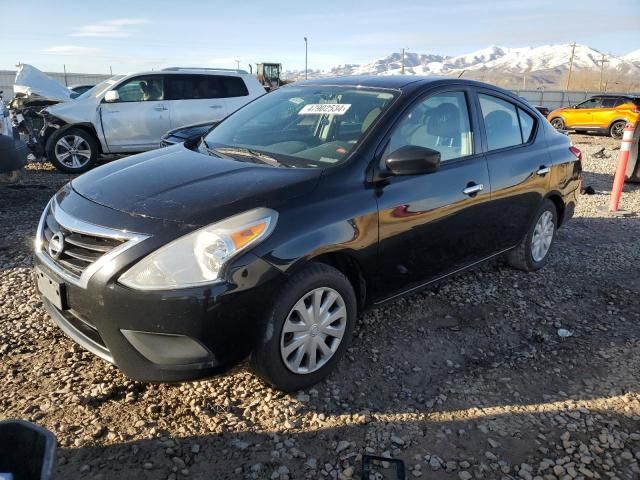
[298,104,351,115]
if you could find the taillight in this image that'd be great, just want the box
[632,109,640,114]
[569,146,582,162]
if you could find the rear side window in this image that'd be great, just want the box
[518,108,535,143]
[479,94,522,151]
[165,75,222,100]
[601,98,619,108]
[220,76,249,97]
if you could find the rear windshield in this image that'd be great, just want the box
[200,85,398,168]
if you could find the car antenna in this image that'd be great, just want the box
[457,70,465,79]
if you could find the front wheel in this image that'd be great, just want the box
[47,128,98,173]
[251,263,356,391]
[550,117,565,130]
[609,121,626,139]
[507,199,558,272]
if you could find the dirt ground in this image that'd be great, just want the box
[1,133,639,480]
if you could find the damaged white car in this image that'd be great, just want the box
[37,68,265,173]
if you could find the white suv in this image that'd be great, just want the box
[40,68,265,172]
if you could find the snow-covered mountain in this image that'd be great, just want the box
[287,44,640,89]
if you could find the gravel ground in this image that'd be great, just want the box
[1,134,639,480]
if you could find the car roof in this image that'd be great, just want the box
[591,94,639,99]
[291,75,515,94]
[122,68,252,78]
[293,75,446,89]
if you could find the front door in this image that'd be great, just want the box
[569,97,601,127]
[375,88,495,300]
[475,91,550,251]
[100,75,171,152]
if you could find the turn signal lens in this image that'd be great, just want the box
[230,222,268,249]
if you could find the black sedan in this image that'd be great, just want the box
[34,76,582,391]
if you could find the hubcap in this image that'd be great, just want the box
[551,119,563,130]
[55,135,91,169]
[612,123,624,138]
[280,287,347,374]
[531,210,554,262]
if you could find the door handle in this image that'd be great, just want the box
[209,105,223,109]
[154,106,168,111]
[462,183,484,196]
[537,166,551,176]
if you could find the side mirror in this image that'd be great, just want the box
[384,145,441,176]
[571,105,577,109]
[104,90,120,103]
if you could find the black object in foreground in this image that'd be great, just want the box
[362,455,406,479]
[0,419,56,480]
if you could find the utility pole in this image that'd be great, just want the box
[401,48,405,75]
[304,37,308,80]
[522,71,527,89]
[235,59,240,70]
[109,65,113,75]
[598,54,609,92]
[565,42,576,91]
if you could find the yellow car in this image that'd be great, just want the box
[547,95,640,139]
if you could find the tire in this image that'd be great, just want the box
[609,121,626,140]
[507,199,558,272]
[47,127,98,173]
[550,117,565,130]
[251,263,357,391]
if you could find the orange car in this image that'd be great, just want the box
[547,95,640,139]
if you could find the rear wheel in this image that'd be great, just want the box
[609,121,626,139]
[550,117,565,130]
[47,128,98,173]
[507,199,558,272]
[251,263,356,391]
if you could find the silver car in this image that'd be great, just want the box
[40,68,265,172]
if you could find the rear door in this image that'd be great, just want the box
[375,87,495,299]
[474,90,550,251]
[100,75,170,152]
[592,97,620,127]
[165,74,227,129]
[219,76,252,115]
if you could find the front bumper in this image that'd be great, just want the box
[34,190,284,382]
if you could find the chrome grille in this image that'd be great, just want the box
[42,209,126,277]
[36,199,149,288]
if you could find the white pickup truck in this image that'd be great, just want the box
[37,68,265,172]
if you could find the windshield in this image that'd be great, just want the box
[200,85,398,168]
[75,75,125,100]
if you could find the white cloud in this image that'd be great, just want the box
[71,18,149,38]
[42,45,101,55]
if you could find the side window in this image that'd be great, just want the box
[165,75,222,100]
[601,98,618,108]
[478,94,522,151]
[115,76,164,102]
[386,91,473,162]
[575,98,601,109]
[220,76,249,97]
[518,107,535,143]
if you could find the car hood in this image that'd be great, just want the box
[13,64,72,102]
[44,98,96,123]
[71,144,323,225]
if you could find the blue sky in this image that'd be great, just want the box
[2,0,638,74]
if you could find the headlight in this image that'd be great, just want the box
[119,208,277,290]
